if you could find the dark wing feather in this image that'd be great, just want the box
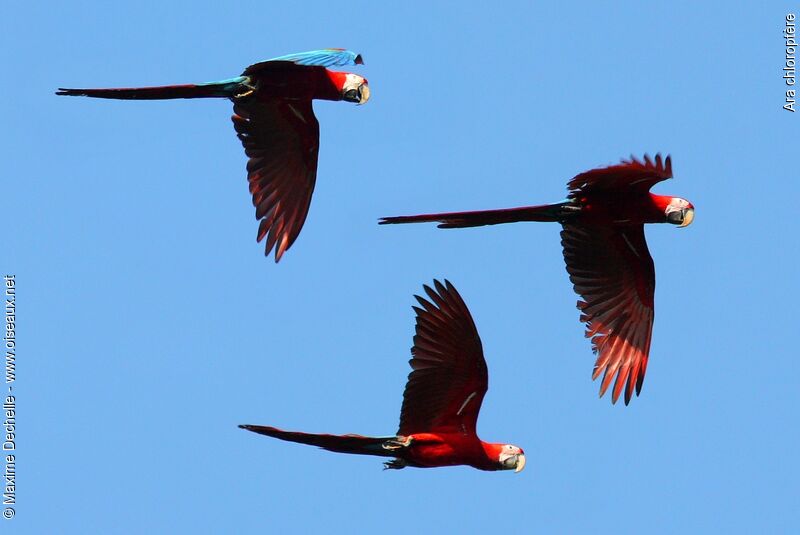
[567,153,672,196]
[232,100,319,262]
[398,280,487,437]
[560,223,655,404]
[239,425,395,457]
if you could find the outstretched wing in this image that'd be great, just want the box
[398,280,487,437]
[232,100,319,262]
[243,49,363,75]
[560,223,655,405]
[239,425,395,457]
[567,153,672,196]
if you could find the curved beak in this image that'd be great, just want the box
[514,453,526,473]
[667,207,695,228]
[358,84,370,105]
[342,89,360,103]
[343,84,370,105]
[678,207,695,228]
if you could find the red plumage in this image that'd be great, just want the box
[57,51,369,262]
[240,280,526,472]
[380,154,695,405]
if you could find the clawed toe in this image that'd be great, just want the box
[382,436,412,451]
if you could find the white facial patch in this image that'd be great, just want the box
[498,444,525,472]
[343,73,365,93]
[666,197,690,214]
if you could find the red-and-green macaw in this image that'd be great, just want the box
[240,280,526,472]
[57,49,369,262]
[380,155,694,405]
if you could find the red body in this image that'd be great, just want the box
[380,155,694,405]
[402,433,506,470]
[240,281,525,472]
[576,192,674,225]
[55,53,368,262]
[245,63,347,102]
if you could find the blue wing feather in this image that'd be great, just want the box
[267,48,363,67]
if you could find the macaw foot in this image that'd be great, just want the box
[383,458,407,470]
[233,79,257,100]
[382,435,413,451]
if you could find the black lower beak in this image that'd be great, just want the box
[343,89,360,103]
[666,210,684,225]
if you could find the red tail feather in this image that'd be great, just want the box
[379,203,570,228]
[56,83,232,100]
[239,425,396,457]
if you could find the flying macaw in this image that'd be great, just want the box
[56,49,369,262]
[240,279,526,472]
[380,154,694,405]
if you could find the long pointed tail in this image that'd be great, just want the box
[379,202,575,229]
[56,76,248,100]
[239,424,397,457]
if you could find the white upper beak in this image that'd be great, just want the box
[679,208,695,228]
[515,454,526,473]
[358,85,370,105]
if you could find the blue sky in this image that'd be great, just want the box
[3,1,798,533]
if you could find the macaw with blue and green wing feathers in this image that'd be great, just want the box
[57,49,369,262]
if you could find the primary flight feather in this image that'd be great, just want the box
[380,154,694,405]
[240,279,525,472]
[57,48,369,262]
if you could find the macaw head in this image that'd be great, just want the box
[664,197,695,228]
[497,444,526,473]
[341,73,370,105]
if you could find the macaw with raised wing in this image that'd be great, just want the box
[57,49,369,262]
[380,154,694,405]
[240,279,526,472]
